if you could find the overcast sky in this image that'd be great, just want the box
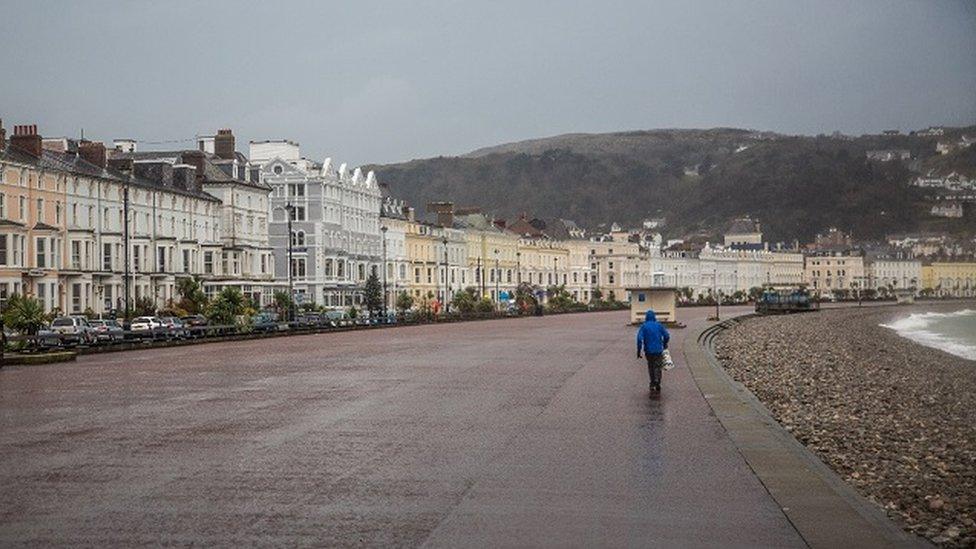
[2,1,974,166]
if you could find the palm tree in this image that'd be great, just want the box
[3,294,47,335]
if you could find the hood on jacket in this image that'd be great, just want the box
[644,310,657,322]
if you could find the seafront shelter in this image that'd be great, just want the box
[627,287,678,324]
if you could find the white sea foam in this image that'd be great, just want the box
[880,309,976,361]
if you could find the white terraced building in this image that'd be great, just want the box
[251,139,382,309]
[111,130,277,305]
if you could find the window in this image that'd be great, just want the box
[337,260,345,278]
[289,206,306,221]
[204,251,214,274]
[157,247,167,271]
[36,237,46,268]
[103,243,112,271]
[71,240,81,269]
[0,192,6,219]
[36,198,44,221]
[0,235,6,265]
[72,283,82,313]
[183,249,191,273]
[288,183,306,197]
[291,230,305,246]
[415,267,421,283]
[325,258,334,277]
[290,257,306,278]
[133,246,141,271]
[273,165,283,175]
[358,263,365,281]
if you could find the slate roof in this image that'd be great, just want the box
[118,150,271,192]
[726,218,760,234]
[0,146,221,202]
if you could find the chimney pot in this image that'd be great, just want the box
[10,123,43,157]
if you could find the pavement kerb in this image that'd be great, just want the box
[682,314,931,549]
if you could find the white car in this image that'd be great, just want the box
[129,316,163,339]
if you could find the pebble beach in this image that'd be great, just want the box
[714,303,976,547]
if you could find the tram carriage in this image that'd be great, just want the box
[755,284,818,314]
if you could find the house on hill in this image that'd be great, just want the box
[723,218,764,250]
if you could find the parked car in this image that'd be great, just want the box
[159,316,189,339]
[130,316,163,339]
[50,316,94,345]
[252,312,279,333]
[182,314,208,327]
[89,319,125,342]
[181,314,209,337]
[35,326,62,349]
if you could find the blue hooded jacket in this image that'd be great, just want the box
[637,310,670,355]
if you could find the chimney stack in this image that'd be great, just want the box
[180,150,206,192]
[426,201,455,228]
[0,119,6,151]
[10,124,42,157]
[214,129,235,160]
[78,141,107,168]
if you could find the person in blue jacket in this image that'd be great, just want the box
[636,310,670,392]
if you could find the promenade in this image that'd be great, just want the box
[0,307,909,547]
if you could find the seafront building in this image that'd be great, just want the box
[804,250,866,297]
[0,123,229,314]
[110,129,277,304]
[250,139,382,309]
[921,262,976,297]
[865,255,922,294]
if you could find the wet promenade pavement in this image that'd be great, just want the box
[1,306,803,547]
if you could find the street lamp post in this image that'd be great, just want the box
[478,256,485,298]
[442,237,449,313]
[123,183,131,320]
[381,226,388,317]
[282,204,296,322]
[713,269,720,321]
[494,248,500,309]
[516,251,521,285]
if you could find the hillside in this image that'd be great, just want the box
[368,126,976,242]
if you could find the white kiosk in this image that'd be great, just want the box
[627,287,678,325]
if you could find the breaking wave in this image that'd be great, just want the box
[880,309,976,361]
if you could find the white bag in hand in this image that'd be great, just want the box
[662,349,675,371]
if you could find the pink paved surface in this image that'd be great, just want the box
[0,307,802,547]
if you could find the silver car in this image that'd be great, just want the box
[50,316,94,345]
[89,319,125,342]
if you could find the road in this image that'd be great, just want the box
[0,306,805,547]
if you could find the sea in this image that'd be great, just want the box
[881,309,976,361]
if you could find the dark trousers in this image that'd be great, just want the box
[645,353,663,385]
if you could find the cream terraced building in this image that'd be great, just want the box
[0,124,238,315]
